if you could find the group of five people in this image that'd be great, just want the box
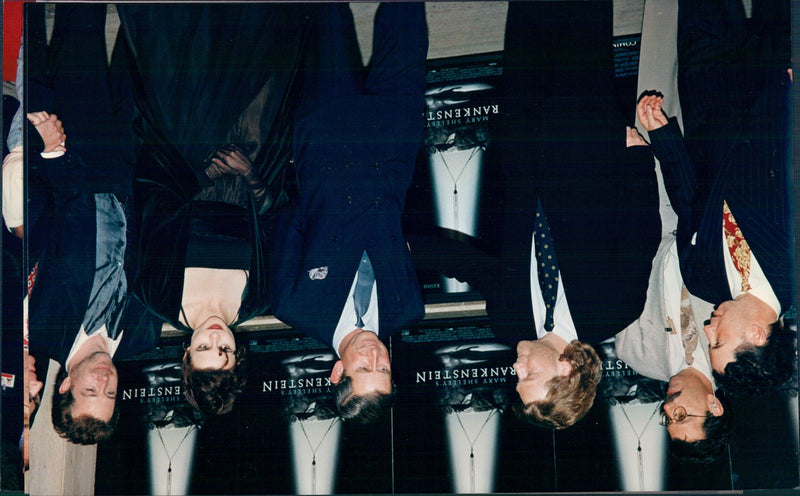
[15,0,792,471]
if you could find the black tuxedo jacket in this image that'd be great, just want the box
[664,0,793,311]
[26,4,160,365]
[487,1,662,346]
[27,151,161,366]
[648,111,792,311]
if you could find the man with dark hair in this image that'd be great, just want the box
[617,235,731,461]
[26,4,160,444]
[28,110,159,445]
[710,319,796,396]
[332,368,396,425]
[637,0,793,395]
[51,369,119,445]
[270,3,427,424]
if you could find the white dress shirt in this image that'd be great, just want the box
[332,272,379,357]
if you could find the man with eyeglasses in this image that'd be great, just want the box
[616,237,731,463]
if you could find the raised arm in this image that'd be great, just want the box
[636,93,697,249]
[636,94,669,132]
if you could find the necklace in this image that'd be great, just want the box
[435,147,482,230]
[454,409,498,493]
[298,417,340,494]
[619,403,660,490]
[155,424,198,496]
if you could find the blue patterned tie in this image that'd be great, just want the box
[533,200,559,332]
[353,251,374,328]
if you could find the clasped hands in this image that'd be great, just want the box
[27,111,66,154]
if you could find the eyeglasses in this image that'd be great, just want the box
[659,406,710,427]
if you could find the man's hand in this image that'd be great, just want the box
[636,94,669,132]
[625,126,648,147]
[27,112,66,154]
[23,353,43,471]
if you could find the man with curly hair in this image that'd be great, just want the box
[637,0,793,397]
[489,1,662,429]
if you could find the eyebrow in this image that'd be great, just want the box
[356,368,391,376]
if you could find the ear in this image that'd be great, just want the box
[330,360,344,384]
[707,393,724,417]
[748,322,768,347]
[58,376,71,395]
[556,358,573,377]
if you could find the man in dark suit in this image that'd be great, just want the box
[496,1,661,428]
[639,0,793,395]
[26,4,160,444]
[409,1,661,430]
[270,3,427,424]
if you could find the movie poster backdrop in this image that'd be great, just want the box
[50,8,799,496]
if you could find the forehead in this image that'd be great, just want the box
[516,373,554,404]
[190,349,235,371]
[70,394,116,422]
[348,370,392,396]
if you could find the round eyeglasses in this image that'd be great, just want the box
[659,406,710,427]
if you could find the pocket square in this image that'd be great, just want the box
[308,266,328,280]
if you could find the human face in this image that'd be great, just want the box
[188,316,237,371]
[662,374,714,442]
[59,352,118,422]
[335,331,392,397]
[703,300,755,373]
[513,340,571,405]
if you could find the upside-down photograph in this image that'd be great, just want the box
[1,1,797,495]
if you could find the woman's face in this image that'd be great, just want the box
[188,316,237,371]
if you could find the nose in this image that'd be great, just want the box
[369,346,380,363]
[513,360,524,376]
[96,374,110,390]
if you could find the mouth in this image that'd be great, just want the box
[208,324,223,330]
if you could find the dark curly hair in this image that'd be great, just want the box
[670,405,732,464]
[333,373,396,424]
[52,369,119,445]
[714,319,797,397]
[513,340,602,429]
[182,345,247,415]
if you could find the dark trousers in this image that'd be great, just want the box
[295,3,427,116]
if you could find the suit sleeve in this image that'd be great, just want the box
[268,207,305,317]
[647,118,697,249]
[116,294,162,359]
